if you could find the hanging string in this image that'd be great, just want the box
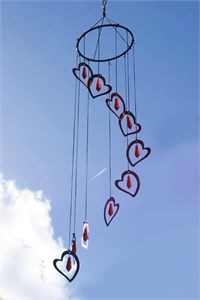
[115,29,118,92]
[89,1,106,29]
[83,39,89,221]
[106,18,129,47]
[98,27,100,75]
[126,32,131,112]
[132,44,138,140]
[73,55,81,235]
[108,61,112,197]
[124,54,129,171]
[84,66,90,221]
[105,16,117,25]
[126,33,131,170]
[124,55,128,106]
[93,17,104,61]
[91,17,104,29]
[83,36,86,63]
[68,53,79,249]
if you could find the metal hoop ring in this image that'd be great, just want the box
[76,23,134,63]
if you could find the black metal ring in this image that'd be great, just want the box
[76,23,134,63]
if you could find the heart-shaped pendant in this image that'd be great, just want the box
[88,74,112,99]
[119,111,142,137]
[53,250,80,282]
[126,139,151,167]
[115,170,140,197]
[105,92,126,118]
[104,196,120,226]
[72,62,93,88]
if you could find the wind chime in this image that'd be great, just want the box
[53,0,151,282]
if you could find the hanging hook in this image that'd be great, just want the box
[102,0,107,17]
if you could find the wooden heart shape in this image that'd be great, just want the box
[53,250,80,282]
[119,111,142,137]
[88,74,112,99]
[104,196,120,227]
[72,62,93,88]
[126,139,151,167]
[115,170,140,198]
[105,92,126,118]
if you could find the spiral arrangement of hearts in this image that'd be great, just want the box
[54,3,151,282]
[72,61,151,225]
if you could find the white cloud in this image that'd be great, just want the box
[0,174,73,300]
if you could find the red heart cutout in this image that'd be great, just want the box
[104,197,120,227]
[53,250,80,282]
[115,170,140,197]
[126,139,151,167]
[105,92,126,118]
[119,111,142,137]
[72,62,93,88]
[88,74,112,99]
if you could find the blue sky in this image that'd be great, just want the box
[1,1,199,299]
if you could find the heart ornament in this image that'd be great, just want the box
[104,196,120,227]
[115,170,140,198]
[119,111,142,137]
[105,92,126,118]
[126,139,151,167]
[88,74,112,99]
[72,62,93,88]
[53,250,80,282]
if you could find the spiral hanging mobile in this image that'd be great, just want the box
[53,0,151,282]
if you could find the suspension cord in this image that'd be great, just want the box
[108,61,112,197]
[83,36,86,63]
[115,29,118,92]
[106,17,129,47]
[73,56,81,234]
[91,17,104,29]
[126,34,131,170]
[69,54,79,248]
[93,17,104,62]
[132,45,138,140]
[98,27,100,74]
[127,32,131,112]
[124,54,129,171]
[85,70,90,221]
